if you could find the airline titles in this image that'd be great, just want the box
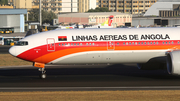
[72,34,170,41]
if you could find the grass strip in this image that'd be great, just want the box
[0,90,179,101]
[0,54,32,66]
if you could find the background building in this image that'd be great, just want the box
[144,0,180,16]
[8,0,13,5]
[97,0,157,14]
[7,0,157,14]
[32,0,78,14]
[159,4,180,17]
[0,9,27,32]
[8,0,79,14]
[8,0,32,10]
[58,12,132,26]
[132,0,180,28]
[0,5,13,9]
[90,0,97,9]
[132,17,180,27]
[78,0,89,13]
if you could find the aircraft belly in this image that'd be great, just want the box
[50,50,166,64]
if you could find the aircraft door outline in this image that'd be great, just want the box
[47,38,55,51]
[107,41,115,50]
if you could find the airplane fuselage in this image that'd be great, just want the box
[9,28,180,65]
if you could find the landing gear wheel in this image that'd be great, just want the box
[40,73,47,79]
[38,68,46,79]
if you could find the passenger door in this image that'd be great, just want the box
[107,41,115,50]
[47,38,55,51]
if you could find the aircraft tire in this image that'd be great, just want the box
[40,73,46,79]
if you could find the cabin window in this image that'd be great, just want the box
[141,42,143,45]
[77,43,79,46]
[62,43,64,46]
[147,42,149,44]
[80,43,82,46]
[93,43,94,45]
[135,42,137,45]
[172,41,174,44]
[71,43,73,46]
[86,43,88,45]
[154,42,155,44]
[169,42,171,44]
[162,42,164,44]
[178,41,180,44]
[138,42,140,45]
[150,42,152,44]
[117,42,119,45]
[74,43,76,46]
[59,43,61,46]
[166,42,167,44]
[157,42,158,44]
[89,43,91,45]
[129,42,131,45]
[123,42,125,45]
[126,42,128,45]
[65,43,67,46]
[144,42,146,44]
[132,42,134,45]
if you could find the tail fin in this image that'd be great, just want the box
[108,15,114,26]
[101,15,114,26]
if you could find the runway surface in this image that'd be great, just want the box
[1,46,180,91]
[0,64,180,92]
[0,46,11,54]
[0,33,26,37]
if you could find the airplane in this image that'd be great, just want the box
[84,15,114,28]
[57,24,77,29]
[56,15,114,30]
[9,27,180,79]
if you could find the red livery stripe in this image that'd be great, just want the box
[17,40,180,64]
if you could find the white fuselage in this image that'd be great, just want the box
[9,28,180,65]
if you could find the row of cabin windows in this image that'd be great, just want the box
[58,41,179,46]
[118,41,179,45]
[59,43,95,46]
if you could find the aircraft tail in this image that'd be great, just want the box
[101,15,114,26]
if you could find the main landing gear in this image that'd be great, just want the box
[39,68,46,79]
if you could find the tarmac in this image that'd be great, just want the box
[0,46,11,54]
[0,32,26,37]
[0,64,180,92]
